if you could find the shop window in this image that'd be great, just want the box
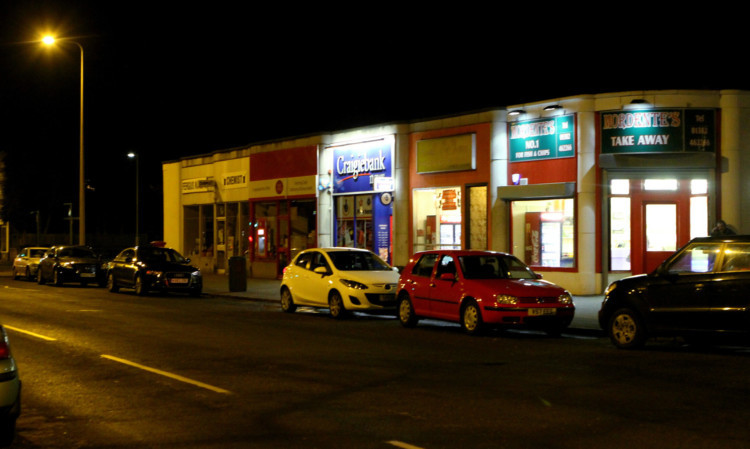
[413,187,462,252]
[184,206,200,256]
[511,198,575,268]
[201,205,214,256]
[336,195,374,250]
[609,179,631,271]
[690,179,708,238]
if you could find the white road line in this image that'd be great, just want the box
[101,354,231,394]
[3,325,57,341]
[387,441,426,449]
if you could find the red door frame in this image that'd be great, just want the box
[630,180,692,274]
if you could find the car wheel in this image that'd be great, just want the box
[107,273,119,293]
[398,293,418,328]
[328,291,347,319]
[461,300,484,336]
[608,308,646,349]
[134,275,147,296]
[280,287,296,313]
[53,268,63,286]
[37,269,45,285]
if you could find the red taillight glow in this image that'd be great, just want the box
[0,342,10,359]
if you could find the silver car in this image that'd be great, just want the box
[0,326,20,445]
[12,247,49,281]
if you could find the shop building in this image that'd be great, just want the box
[162,89,750,295]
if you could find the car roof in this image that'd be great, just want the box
[689,235,750,243]
[304,247,374,253]
[411,249,513,257]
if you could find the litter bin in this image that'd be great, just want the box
[228,256,247,292]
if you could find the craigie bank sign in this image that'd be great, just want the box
[600,109,715,154]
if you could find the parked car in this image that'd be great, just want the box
[280,247,400,318]
[396,250,575,335]
[37,245,106,287]
[0,325,21,445]
[12,246,49,280]
[106,244,202,296]
[599,235,750,349]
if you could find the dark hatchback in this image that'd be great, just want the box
[599,235,750,349]
[37,245,106,287]
[106,245,202,296]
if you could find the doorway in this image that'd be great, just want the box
[609,178,709,275]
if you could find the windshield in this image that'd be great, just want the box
[327,251,391,271]
[29,249,46,258]
[458,255,536,279]
[138,247,188,264]
[59,247,97,258]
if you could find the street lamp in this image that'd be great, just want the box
[127,152,139,246]
[42,35,86,246]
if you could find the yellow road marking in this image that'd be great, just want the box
[3,325,57,341]
[101,355,231,394]
[387,441,426,449]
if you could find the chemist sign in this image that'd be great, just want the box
[509,114,575,162]
[600,108,715,154]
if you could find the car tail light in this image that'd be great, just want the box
[0,341,10,360]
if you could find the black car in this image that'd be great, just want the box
[106,245,202,296]
[37,245,106,287]
[599,235,750,349]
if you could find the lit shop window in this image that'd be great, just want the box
[510,199,575,268]
[609,179,631,271]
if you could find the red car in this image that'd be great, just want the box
[397,250,575,335]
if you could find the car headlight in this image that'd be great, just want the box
[558,292,573,305]
[604,282,617,296]
[340,279,368,290]
[191,271,202,279]
[495,294,519,305]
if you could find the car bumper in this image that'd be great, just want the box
[342,289,398,311]
[145,274,202,293]
[482,305,576,327]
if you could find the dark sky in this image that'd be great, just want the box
[0,1,746,246]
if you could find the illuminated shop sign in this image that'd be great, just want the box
[509,114,575,162]
[332,138,394,194]
[181,177,213,193]
[600,109,715,154]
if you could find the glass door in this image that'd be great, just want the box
[644,203,677,273]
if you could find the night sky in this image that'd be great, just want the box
[0,1,746,249]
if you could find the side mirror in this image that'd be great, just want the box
[535,273,543,279]
[125,257,133,264]
[313,266,329,275]
[438,272,456,281]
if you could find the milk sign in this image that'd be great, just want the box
[332,138,394,194]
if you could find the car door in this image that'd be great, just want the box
[113,249,136,287]
[403,253,439,316]
[646,242,722,331]
[429,255,463,320]
[293,251,331,306]
[710,242,750,331]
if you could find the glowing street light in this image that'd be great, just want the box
[41,35,86,245]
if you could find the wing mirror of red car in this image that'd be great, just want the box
[438,272,456,281]
[534,273,543,279]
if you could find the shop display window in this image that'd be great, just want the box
[511,198,575,268]
[252,199,316,275]
[413,187,462,252]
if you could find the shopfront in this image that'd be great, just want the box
[249,146,318,278]
[328,137,394,263]
[599,108,718,275]
[409,126,491,253]
[500,114,578,271]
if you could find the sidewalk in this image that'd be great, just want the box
[0,264,603,333]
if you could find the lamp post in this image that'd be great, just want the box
[42,35,85,246]
[127,152,139,246]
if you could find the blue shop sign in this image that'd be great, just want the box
[332,139,394,194]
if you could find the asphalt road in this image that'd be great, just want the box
[1,277,750,448]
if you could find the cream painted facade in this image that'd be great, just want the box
[163,89,750,295]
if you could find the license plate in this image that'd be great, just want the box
[80,273,95,278]
[528,308,556,316]
[169,278,189,284]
